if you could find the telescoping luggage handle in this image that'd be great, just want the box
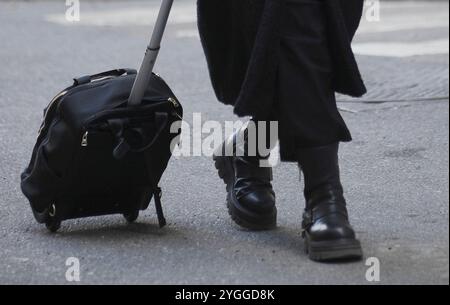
[128,0,174,106]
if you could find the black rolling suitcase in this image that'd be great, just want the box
[21,0,182,232]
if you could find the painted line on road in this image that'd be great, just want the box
[353,39,449,57]
[358,17,449,34]
[45,7,197,26]
[176,30,199,39]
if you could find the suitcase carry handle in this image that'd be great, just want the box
[128,0,175,106]
[74,68,137,86]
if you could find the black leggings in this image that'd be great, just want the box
[260,0,352,162]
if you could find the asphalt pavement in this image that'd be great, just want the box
[0,0,448,284]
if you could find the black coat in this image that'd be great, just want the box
[197,0,367,118]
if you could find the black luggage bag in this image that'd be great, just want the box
[20,0,181,232]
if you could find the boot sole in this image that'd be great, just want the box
[213,154,277,231]
[304,234,363,262]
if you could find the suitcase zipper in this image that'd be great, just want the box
[168,97,182,119]
[38,90,69,136]
[38,79,114,138]
[81,131,89,147]
[168,97,179,108]
[80,97,179,147]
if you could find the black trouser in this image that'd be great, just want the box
[258,0,352,162]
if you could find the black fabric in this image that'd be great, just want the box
[272,0,352,161]
[296,143,343,202]
[197,0,366,118]
[21,70,182,228]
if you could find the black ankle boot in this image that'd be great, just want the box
[213,126,277,230]
[298,143,363,261]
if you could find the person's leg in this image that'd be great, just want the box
[277,0,362,261]
[277,0,351,158]
[298,144,362,261]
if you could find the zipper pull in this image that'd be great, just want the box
[81,131,89,147]
[168,97,179,108]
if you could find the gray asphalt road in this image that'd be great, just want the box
[0,1,448,284]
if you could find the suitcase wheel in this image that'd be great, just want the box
[45,204,61,233]
[45,219,61,233]
[123,210,139,223]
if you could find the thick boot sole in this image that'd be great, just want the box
[304,234,363,262]
[213,154,277,231]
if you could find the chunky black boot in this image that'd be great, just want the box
[213,126,277,230]
[298,143,363,261]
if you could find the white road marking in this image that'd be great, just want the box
[45,7,197,26]
[353,39,449,57]
[358,15,448,34]
[358,1,448,34]
[176,30,199,39]
[358,15,449,34]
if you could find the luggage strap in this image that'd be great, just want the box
[73,68,137,86]
[152,186,166,228]
[143,152,166,228]
[107,114,168,228]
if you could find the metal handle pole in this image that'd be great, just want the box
[128,0,174,106]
